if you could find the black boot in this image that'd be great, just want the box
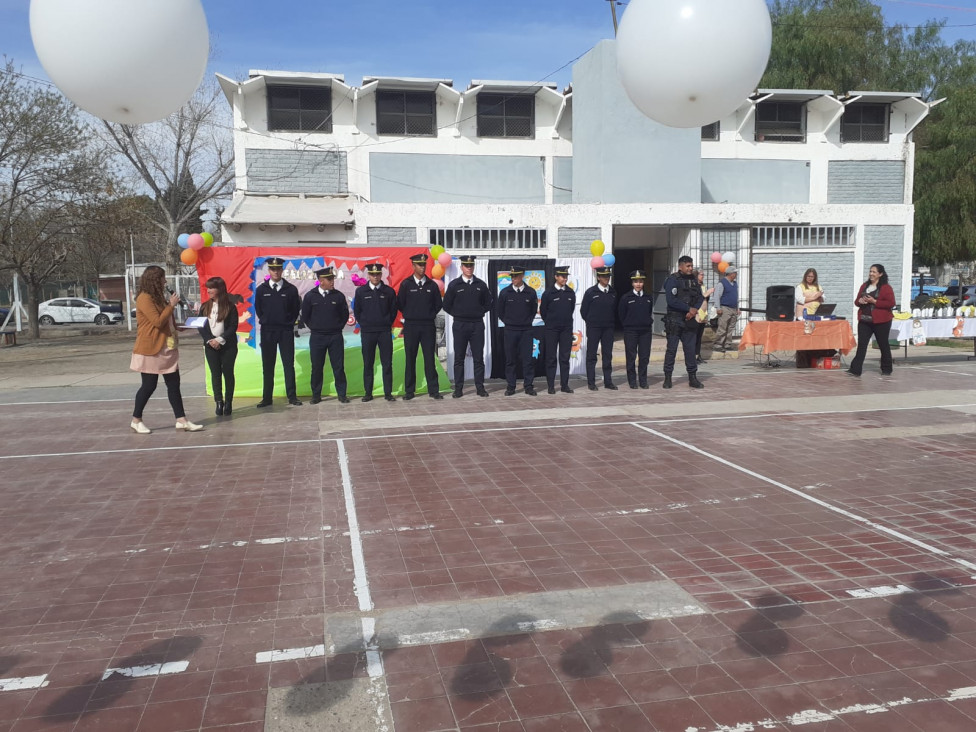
[223,401,232,416]
[663,375,672,389]
[689,374,704,389]
[215,400,224,416]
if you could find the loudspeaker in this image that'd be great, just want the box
[766,285,795,321]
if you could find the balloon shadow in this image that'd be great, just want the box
[0,655,23,676]
[735,593,805,657]
[451,613,539,701]
[559,611,650,678]
[282,641,369,716]
[44,635,203,720]
[889,572,962,643]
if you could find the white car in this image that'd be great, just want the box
[38,298,123,325]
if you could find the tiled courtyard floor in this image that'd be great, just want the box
[3,341,976,730]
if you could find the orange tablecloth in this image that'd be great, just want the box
[738,320,857,354]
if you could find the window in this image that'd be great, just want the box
[755,101,805,142]
[841,102,889,143]
[267,85,332,132]
[429,228,547,250]
[752,225,854,248]
[376,90,436,136]
[701,121,720,141]
[476,93,535,138]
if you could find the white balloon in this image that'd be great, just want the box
[722,251,735,263]
[616,0,772,128]
[30,0,209,124]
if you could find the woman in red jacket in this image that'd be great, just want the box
[847,263,895,377]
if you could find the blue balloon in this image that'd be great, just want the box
[177,233,190,249]
[602,253,616,267]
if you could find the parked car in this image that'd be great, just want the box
[910,275,938,300]
[950,285,976,308]
[38,298,124,325]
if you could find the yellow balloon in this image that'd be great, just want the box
[590,240,605,256]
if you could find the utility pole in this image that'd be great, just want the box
[607,0,619,35]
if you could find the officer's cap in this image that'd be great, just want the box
[509,265,525,276]
[595,266,612,277]
[315,266,335,279]
[630,270,647,281]
[365,263,384,275]
[410,252,429,264]
[554,266,570,277]
[459,256,476,267]
[266,257,285,269]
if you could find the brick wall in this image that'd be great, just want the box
[366,227,418,246]
[557,227,601,257]
[751,251,855,320]
[827,161,905,204]
[863,225,906,307]
[245,149,348,194]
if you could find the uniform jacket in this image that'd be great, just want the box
[497,284,538,330]
[255,279,301,329]
[396,276,442,323]
[580,285,617,328]
[664,273,704,314]
[443,275,493,322]
[300,288,349,334]
[353,283,397,333]
[540,286,577,328]
[617,290,654,330]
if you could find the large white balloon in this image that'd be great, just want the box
[30,0,209,124]
[616,0,772,128]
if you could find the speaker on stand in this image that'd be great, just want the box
[766,285,795,322]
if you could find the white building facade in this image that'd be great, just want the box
[217,40,933,322]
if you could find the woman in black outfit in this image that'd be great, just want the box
[198,277,239,416]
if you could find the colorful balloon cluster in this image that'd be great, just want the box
[710,250,735,274]
[588,240,616,269]
[178,232,215,266]
[428,245,452,293]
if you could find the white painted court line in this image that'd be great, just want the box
[255,644,326,664]
[101,661,188,680]
[0,437,322,461]
[397,629,472,646]
[0,675,48,691]
[631,422,976,574]
[846,584,913,599]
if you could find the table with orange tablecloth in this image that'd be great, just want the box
[738,320,857,354]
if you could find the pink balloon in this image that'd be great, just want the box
[434,278,445,293]
[590,256,605,269]
[187,234,205,251]
[437,252,452,267]
[710,251,722,264]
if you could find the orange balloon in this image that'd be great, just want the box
[180,248,198,266]
[431,262,445,279]
[717,261,728,274]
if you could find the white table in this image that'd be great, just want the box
[888,317,976,358]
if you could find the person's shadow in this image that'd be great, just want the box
[451,614,539,701]
[282,641,369,716]
[559,611,650,678]
[44,636,202,720]
[889,572,962,643]
[735,593,805,656]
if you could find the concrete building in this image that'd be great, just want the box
[216,39,934,322]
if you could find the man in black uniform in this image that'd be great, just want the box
[254,257,302,407]
[540,265,576,394]
[580,265,618,391]
[663,255,705,389]
[442,255,493,398]
[396,252,443,400]
[353,263,397,402]
[618,270,654,389]
[300,267,349,404]
[496,265,539,396]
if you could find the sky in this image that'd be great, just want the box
[3,0,976,94]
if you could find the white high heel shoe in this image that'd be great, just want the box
[130,421,151,434]
[175,420,203,432]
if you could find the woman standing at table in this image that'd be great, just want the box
[198,276,238,417]
[130,266,203,433]
[847,263,895,377]
[795,268,824,319]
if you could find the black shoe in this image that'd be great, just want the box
[524,387,537,396]
[338,396,350,404]
[547,387,556,395]
[639,384,649,390]
[403,393,415,401]
[256,399,273,408]
[689,375,704,389]
[504,388,516,396]
[604,383,618,390]
[362,394,374,403]
[215,401,224,416]
[560,386,574,394]
[288,398,303,406]
[663,376,672,389]
[845,369,860,377]
[881,371,893,376]
[452,390,463,399]
[696,355,704,363]
[588,384,599,391]
[310,396,322,404]
[629,384,638,390]
[384,395,397,402]
[430,393,444,400]
[223,402,232,417]
[477,389,489,397]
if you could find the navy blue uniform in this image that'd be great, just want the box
[301,287,349,400]
[396,276,443,397]
[580,284,617,388]
[663,272,704,376]
[540,285,576,390]
[618,289,654,388]
[442,275,494,392]
[354,282,397,397]
[255,279,302,400]
[496,284,538,390]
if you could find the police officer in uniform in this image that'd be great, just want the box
[496,265,539,396]
[300,266,349,404]
[353,263,397,402]
[540,265,576,394]
[396,252,443,400]
[580,265,618,391]
[442,255,493,398]
[617,270,654,389]
[663,255,705,389]
[254,257,302,407]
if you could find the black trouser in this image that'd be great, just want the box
[623,328,652,387]
[695,322,706,357]
[585,325,614,386]
[260,327,297,400]
[204,343,237,403]
[133,371,185,419]
[544,325,573,389]
[309,332,346,398]
[664,315,698,375]
[361,330,393,396]
[504,327,535,389]
[849,319,893,375]
[452,320,485,390]
[403,321,439,396]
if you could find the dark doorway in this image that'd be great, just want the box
[487,258,553,380]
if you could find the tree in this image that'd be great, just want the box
[101,84,234,272]
[0,60,111,338]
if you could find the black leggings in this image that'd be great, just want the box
[849,319,893,375]
[133,371,185,419]
[204,345,237,402]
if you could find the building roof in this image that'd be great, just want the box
[361,76,453,90]
[221,194,355,227]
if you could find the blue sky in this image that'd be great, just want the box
[2,0,976,91]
